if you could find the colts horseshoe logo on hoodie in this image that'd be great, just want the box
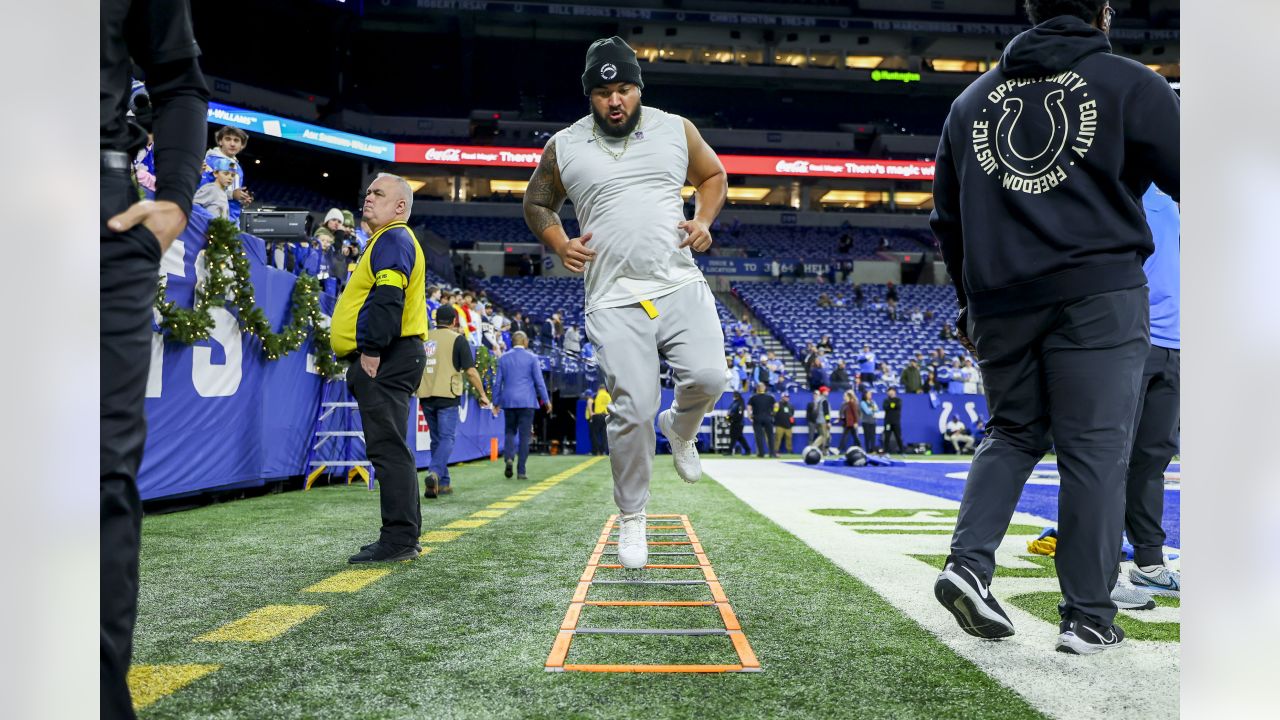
[970,70,1099,195]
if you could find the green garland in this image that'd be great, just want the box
[155,217,344,379]
[469,344,497,400]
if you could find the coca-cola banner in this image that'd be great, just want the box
[204,102,935,178]
[722,155,935,180]
[393,143,544,166]
[394,142,935,179]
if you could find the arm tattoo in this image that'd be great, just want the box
[523,139,567,238]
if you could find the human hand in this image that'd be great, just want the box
[360,353,381,378]
[491,405,501,418]
[677,219,712,252]
[233,188,253,204]
[558,232,596,273]
[106,199,187,252]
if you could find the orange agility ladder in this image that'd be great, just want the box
[544,514,762,673]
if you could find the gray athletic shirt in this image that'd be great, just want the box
[554,106,706,314]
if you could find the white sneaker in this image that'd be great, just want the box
[658,409,701,483]
[617,512,648,569]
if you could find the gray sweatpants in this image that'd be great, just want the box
[586,281,727,513]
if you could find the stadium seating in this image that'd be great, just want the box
[250,179,352,216]
[423,216,930,260]
[731,281,971,381]
[475,276,739,350]
[714,223,934,260]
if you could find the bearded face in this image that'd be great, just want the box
[589,82,642,138]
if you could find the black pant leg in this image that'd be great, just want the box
[348,339,425,549]
[729,424,749,454]
[1044,288,1149,626]
[591,415,609,454]
[504,410,519,461]
[751,421,767,456]
[862,423,878,452]
[1125,346,1180,568]
[885,423,903,453]
[516,408,534,473]
[101,170,163,720]
[949,305,1054,585]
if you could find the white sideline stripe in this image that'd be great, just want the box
[702,459,1179,720]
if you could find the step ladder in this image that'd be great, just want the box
[304,381,373,490]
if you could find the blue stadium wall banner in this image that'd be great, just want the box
[138,209,502,501]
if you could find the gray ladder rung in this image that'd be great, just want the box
[600,551,696,556]
[611,522,688,527]
[309,461,372,467]
[317,431,364,437]
[573,628,727,636]
[591,579,707,585]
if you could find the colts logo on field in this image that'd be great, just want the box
[425,340,437,358]
[600,63,617,80]
[969,70,1100,196]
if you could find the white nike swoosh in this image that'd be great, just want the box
[1080,625,1112,644]
[961,566,990,599]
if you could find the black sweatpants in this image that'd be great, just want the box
[1125,345,1180,568]
[751,420,775,457]
[101,167,163,720]
[884,421,904,454]
[346,337,425,549]
[728,421,751,455]
[950,287,1149,627]
[590,414,609,455]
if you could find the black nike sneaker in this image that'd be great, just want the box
[934,557,1015,639]
[1056,617,1125,655]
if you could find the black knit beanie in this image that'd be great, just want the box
[581,36,644,95]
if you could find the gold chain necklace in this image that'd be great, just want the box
[591,109,641,161]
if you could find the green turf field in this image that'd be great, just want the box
[133,455,1046,719]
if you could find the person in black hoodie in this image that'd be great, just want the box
[930,0,1178,656]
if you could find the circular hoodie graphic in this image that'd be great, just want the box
[969,71,1099,195]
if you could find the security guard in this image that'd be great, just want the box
[333,173,428,563]
[417,304,491,497]
[102,1,209,717]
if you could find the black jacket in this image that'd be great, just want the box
[931,16,1179,317]
[773,401,794,427]
[728,397,745,425]
[883,397,903,424]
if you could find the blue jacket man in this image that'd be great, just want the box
[493,332,550,479]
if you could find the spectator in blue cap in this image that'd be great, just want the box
[192,157,237,219]
[201,126,252,221]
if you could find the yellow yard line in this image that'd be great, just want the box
[303,569,392,593]
[194,605,324,643]
[420,530,465,543]
[128,664,220,710]
[444,518,492,529]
